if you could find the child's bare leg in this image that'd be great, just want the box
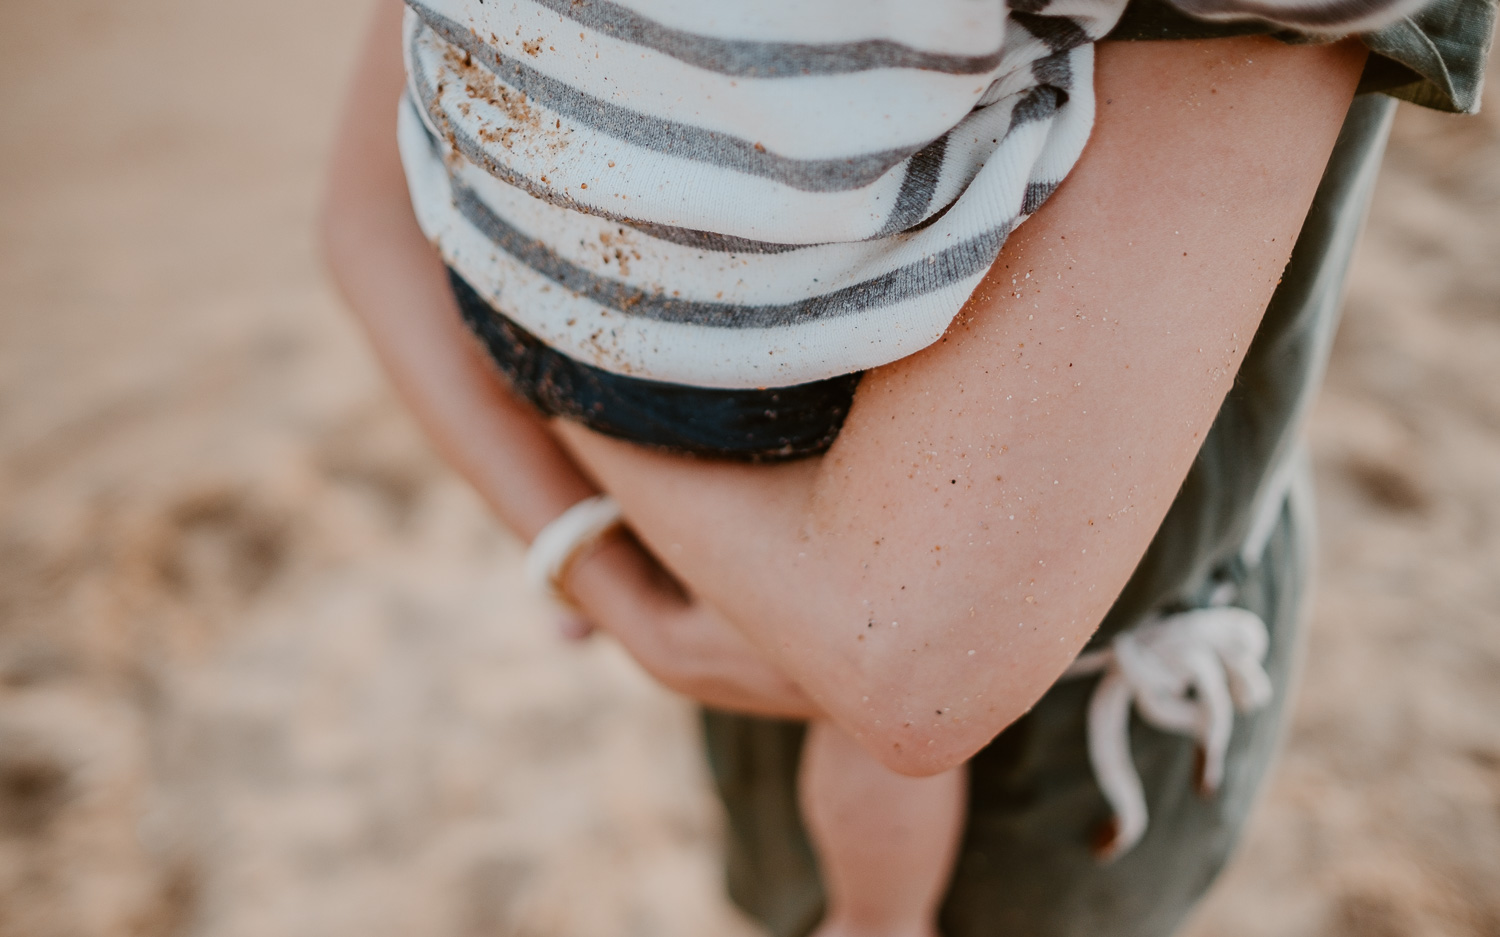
[799,720,967,937]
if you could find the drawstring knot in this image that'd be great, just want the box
[1064,600,1273,860]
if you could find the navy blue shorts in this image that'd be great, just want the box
[449,270,860,462]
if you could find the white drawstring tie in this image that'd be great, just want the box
[1063,601,1274,860]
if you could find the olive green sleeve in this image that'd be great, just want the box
[1106,0,1497,113]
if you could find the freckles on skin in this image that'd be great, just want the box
[542,37,1366,774]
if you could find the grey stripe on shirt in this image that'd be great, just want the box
[875,136,951,237]
[406,92,819,255]
[523,0,1006,77]
[411,3,927,192]
[1011,11,1093,52]
[452,181,1014,328]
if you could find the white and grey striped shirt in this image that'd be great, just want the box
[398,0,1418,389]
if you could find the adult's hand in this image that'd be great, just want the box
[565,535,820,720]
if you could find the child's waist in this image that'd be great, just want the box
[449,269,862,463]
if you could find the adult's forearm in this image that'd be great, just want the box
[320,0,595,541]
[566,535,821,719]
[320,1,819,720]
[324,189,817,716]
[555,36,1369,775]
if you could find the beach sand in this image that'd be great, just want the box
[1,2,1496,935]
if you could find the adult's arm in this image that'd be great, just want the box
[320,0,818,718]
[553,35,1370,776]
[321,0,594,541]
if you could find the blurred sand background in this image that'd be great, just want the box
[1,2,1496,935]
